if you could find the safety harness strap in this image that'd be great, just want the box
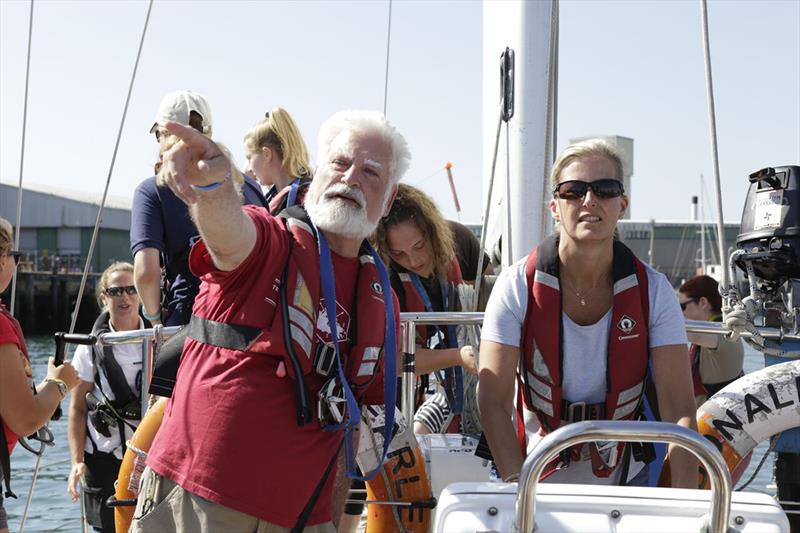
[0,422,15,498]
[186,314,262,351]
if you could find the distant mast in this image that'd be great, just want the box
[482,0,556,265]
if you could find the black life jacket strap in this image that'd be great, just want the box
[91,311,139,409]
[278,236,313,426]
[186,314,261,351]
[290,438,344,533]
[0,420,16,499]
[149,325,189,398]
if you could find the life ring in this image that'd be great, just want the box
[114,397,167,533]
[660,359,799,488]
[358,406,434,533]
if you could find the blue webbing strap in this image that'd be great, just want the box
[409,273,463,415]
[287,178,301,209]
[316,228,396,481]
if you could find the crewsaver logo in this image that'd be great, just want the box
[617,315,636,335]
[370,281,383,294]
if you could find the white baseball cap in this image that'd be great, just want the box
[150,90,213,135]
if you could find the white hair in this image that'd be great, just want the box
[316,110,411,185]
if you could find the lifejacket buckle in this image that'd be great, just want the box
[314,344,337,378]
[317,377,348,428]
[589,440,621,478]
[566,401,587,423]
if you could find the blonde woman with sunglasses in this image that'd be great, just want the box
[0,217,79,532]
[66,262,144,533]
[479,139,698,489]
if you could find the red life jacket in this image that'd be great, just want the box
[395,257,465,428]
[1,302,30,497]
[518,236,650,478]
[267,177,311,216]
[187,209,389,415]
[396,256,464,345]
[689,344,707,397]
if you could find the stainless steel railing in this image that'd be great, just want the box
[92,314,799,423]
[515,420,732,533]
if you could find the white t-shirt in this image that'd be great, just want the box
[482,257,687,484]
[72,319,144,459]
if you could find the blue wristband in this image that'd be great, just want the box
[192,180,225,191]
[191,164,231,191]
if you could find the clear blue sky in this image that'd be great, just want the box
[1,0,798,226]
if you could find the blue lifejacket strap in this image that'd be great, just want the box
[316,227,397,481]
[409,273,463,415]
[287,178,302,209]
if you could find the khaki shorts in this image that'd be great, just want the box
[130,468,335,533]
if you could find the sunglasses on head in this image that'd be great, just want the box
[554,179,624,201]
[679,298,698,311]
[104,285,137,297]
[4,250,21,266]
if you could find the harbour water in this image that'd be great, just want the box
[4,336,784,531]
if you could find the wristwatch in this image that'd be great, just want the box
[46,378,68,399]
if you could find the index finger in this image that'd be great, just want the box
[164,121,206,147]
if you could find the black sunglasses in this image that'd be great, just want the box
[554,179,625,201]
[679,298,698,311]
[104,285,137,297]
[5,250,22,266]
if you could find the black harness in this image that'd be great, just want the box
[86,312,142,455]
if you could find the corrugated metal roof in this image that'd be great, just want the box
[0,180,132,210]
[0,181,131,230]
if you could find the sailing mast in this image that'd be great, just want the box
[482,0,557,265]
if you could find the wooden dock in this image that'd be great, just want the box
[3,271,102,334]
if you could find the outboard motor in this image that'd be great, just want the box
[729,165,800,528]
[734,166,800,332]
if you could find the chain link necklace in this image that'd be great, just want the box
[562,278,609,307]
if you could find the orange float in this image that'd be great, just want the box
[359,406,434,533]
[113,397,166,533]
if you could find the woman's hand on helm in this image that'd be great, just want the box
[67,461,86,501]
[46,357,80,390]
[459,345,478,375]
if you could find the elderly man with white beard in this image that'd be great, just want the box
[130,111,410,533]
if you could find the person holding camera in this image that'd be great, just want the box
[67,262,144,533]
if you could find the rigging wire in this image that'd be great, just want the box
[18,1,155,530]
[700,174,721,266]
[699,0,729,287]
[473,108,504,310]
[382,0,393,117]
[504,120,513,264]
[9,0,34,316]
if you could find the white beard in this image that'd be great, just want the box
[306,183,377,239]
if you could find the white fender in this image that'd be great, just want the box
[697,359,800,480]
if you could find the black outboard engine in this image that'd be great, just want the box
[734,166,800,332]
[731,165,800,529]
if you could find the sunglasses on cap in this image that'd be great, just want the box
[679,297,699,311]
[104,285,137,297]
[4,250,22,266]
[553,179,624,201]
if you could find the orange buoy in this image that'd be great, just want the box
[358,407,433,532]
[114,397,166,533]
[365,437,433,532]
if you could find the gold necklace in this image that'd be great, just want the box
[572,287,589,307]
[562,280,604,307]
